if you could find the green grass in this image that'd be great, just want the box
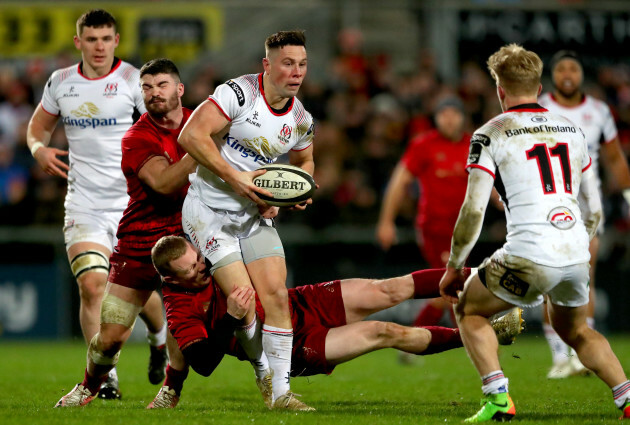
[2,335,629,424]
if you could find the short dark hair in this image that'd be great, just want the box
[76,9,117,35]
[140,58,181,83]
[549,50,582,73]
[265,30,306,53]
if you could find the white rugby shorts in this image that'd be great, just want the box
[63,208,122,252]
[477,248,590,308]
[182,190,280,269]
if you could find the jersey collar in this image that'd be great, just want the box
[550,92,587,108]
[258,73,294,116]
[78,57,122,80]
[505,103,547,113]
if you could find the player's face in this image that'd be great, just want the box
[141,73,183,116]
[264,45,307,98]
[168,244,211,289]
[435,106,464,141]
[553,58,583,99]
[74,25,119,74]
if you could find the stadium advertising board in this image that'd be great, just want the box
[0,2,223,64]
[457,9,630,72]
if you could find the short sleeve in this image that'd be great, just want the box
[400,138,426,176]
[208,80,247,122]
[121,123,162,175]
[163,290,209,351]
[40,74,60,116]
[291,114,315,151]
[466,132,496,179]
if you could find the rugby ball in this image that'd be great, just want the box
[253,164,316,207]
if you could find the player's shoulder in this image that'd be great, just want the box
[114,60,141,89]
[584,94,613,115]
[538,92,554,106]
[123,113,157,141]
[475,113,512,141]
[46,64,80,89]
[290,95,313,126]
[220,73,260,106]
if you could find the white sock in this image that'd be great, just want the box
[262,324,293,400]
[613,381,630,409]
[235,315,270,379]
[147,323,167,347]
[481,370,508,395]
[108,367,118,381]
[543,323,569,364]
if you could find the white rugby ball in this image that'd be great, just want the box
[253,164,316,207]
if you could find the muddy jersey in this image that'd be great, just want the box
[40,58,146,213]
[467,103,592,267]
[539,92,617,182]
[190,73,314,211]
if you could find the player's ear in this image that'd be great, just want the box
[537,84,542,96]
[497,85,506,100]
[73,35,81,50]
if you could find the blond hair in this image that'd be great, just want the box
[487,44,543,96]
[151,235,189,278]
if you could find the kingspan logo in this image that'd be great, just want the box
[224,134,273,165]
[63,102,117,129]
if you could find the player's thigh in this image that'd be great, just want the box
[213,260,254,297]
[458,273,514,318]
[548,302,589,338]
[246,256,287,297]
[325,322,385,365]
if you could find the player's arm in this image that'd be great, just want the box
[580,166,603,241]
[440,168,494,303]
[376,163,414,251]
[178,99,272,205]
[137,154,197,195]
[287,144,315,211]
[600,138,630,206]
[26,104,69,178]
[180,286,253,377]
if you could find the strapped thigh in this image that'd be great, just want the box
[100,292,142,328]
[70,250,110,279]
[241,225,285,265]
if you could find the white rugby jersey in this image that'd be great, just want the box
[41,59,146,213]
[468,103,592,266]
[539,92,617,181]
[190,73,314,211]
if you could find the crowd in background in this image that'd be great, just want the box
[1,29,629,243]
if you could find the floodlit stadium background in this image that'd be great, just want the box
[1,0,629,341]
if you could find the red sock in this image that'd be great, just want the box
[163,364,189,395]
[413,302,445,326]
[420,326,463,355]
[81,368,106,395]
[411,267,471,299]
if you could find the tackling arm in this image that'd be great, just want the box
[138,154,197,195]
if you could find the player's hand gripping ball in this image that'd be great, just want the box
[253,164,316,207]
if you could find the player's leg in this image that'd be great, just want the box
[147,329,188,409]
[456,272,518,423]
[325,321,462,365]
[55,282,152,407]
[543,236,598,379]
[67,241,111,344]
[548,301,630,417]
[138,290,169,385]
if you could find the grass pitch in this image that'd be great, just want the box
[2,335,629,424]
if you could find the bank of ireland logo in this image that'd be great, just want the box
[278,124,292,144]
[547,206,576,230]
[71,102,99,118]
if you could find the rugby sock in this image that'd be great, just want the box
[413,303,445,327]
[481,371,509,395]
[163,364,189,396]
[235,315,270,379]
[411,267,471,298]
[147,324,168,348]
[82,368,106,395]
[543,323,570,364]
[262,324,293,400]
[420,326,462,354]
[613,381,630,408]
